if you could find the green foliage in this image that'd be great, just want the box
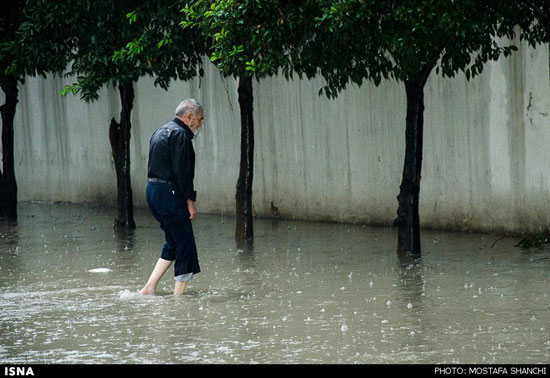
[11,0,206,102]
[12,0,544,101]
[181,0,317,80]
[296,0,543,98]
[179,1,546,99]
[110,0,209,90]
[0,0,28,85]
[505,1,550,47]
[515,232,550,249]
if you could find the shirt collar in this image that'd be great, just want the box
[173,117,194,139]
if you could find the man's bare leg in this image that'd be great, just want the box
[174,281,187,296]
[139,258,172,294]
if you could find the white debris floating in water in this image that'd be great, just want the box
[88,268,112,273]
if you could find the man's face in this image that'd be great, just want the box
[186,111,204,134]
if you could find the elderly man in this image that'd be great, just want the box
[139,99,204,295]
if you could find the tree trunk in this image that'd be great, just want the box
[109,82,136,229]
[235,75,254,240]
[0,77,19,220]
[395,64,434,257]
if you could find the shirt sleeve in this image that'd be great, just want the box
[170,130,196,202]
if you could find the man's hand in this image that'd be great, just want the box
[187,200,198,220]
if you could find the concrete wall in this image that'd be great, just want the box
[2,42,550,234]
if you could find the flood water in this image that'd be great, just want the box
[0,202,549,364]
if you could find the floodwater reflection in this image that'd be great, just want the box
[0,202,549,364]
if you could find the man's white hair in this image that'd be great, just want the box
[175,98,203,117]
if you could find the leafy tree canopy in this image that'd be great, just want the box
[0,0,29,85]
[181,0,317,80]
[10,0,206,101]
[297,0,543,98]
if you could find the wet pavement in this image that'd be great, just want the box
[0,202,549,364]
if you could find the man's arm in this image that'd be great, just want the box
[171,131,197,202]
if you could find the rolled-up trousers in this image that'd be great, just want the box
[146,181,200,281]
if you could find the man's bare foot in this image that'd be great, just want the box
[139,286,154,295]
